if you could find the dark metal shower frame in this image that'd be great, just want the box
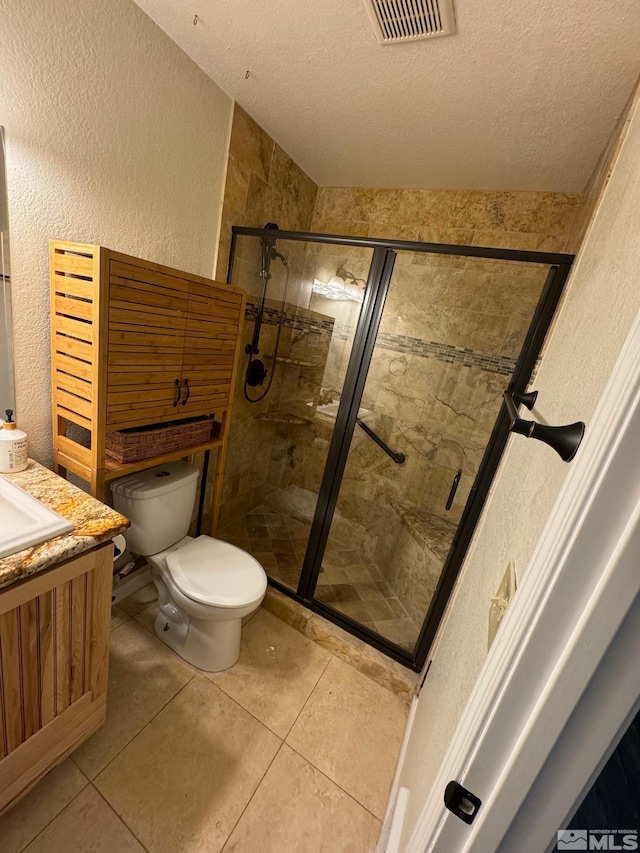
[228,225,574,671]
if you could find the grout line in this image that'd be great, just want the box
[15,773,90,852]
[85,671,197,784]
[217,741,288,850]
[92,784,151,852]
[205,676,288,738]
[282,652,333,741]
[285,741,384,824]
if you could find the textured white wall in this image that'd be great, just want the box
[0,0,232,464]
[398,93,640,845]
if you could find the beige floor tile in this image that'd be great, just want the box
[119,581,157,616]
[0,760,88,853]
[208,610,331,737]
[72,620,194,779]
[134,599,159,632]
[23,786,144,852]
[286,657,408,819]
[95,675,281,853]
[110,605,129,632]
[222,744,380,853]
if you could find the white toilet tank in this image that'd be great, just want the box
[111,461,200,556]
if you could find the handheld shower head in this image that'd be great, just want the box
[271,248,288,267]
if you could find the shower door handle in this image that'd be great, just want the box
[446,469,463,511]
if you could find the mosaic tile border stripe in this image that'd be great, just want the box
[245,303,517,377]
[377,332,517,375]
[246,302,335,333]
[331,326,517,376]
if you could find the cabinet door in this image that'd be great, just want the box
[107,260,188,430]
[179,281,243,417]
[0,544,112,814]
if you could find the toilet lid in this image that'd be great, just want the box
[166,535,267,607]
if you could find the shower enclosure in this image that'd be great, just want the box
[217,225,573,669]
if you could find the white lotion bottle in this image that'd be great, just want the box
[0,409,28,473]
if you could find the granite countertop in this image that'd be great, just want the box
[0,460,129,590]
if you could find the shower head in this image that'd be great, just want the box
[260,223,288,271]
[260,223,281,275]
[271,248,288,268]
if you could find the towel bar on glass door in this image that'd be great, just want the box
[503,391,585,462]
[356,417,406,464]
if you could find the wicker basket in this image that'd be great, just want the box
[106,417,215,464]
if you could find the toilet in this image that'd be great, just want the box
[111,461,267,671]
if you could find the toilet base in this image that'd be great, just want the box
[153,609,242,672]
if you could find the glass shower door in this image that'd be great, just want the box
[216,234,376,594]
[314,248,551,650]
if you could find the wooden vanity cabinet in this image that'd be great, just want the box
[0,543,112,813]
[50,241,246,512]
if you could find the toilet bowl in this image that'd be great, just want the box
[111,462,267,671]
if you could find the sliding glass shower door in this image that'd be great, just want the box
[313,248,550,649]
[222,226,572,668]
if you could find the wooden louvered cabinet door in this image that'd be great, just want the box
[0,543,112,814]
[107,259,188,430]
[179,281,243,417]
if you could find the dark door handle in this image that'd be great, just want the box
[181,378,190,405]
[173,378,181,407]
[446,469,463,511]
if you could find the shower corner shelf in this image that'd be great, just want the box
[256,412,310,426]
[275,356,322,368]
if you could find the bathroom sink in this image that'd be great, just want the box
[0,475,74,558]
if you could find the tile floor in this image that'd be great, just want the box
[0,586,409,853]
[218,506,421,649]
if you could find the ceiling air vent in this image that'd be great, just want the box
[364,0,456,44]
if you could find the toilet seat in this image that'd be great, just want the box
[166,535,266,608]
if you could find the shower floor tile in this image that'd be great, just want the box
[217,506,422,651]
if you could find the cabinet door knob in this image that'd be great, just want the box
[173,378,182,407]
[181,379,190,405]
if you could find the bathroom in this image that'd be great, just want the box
[1,0,640,851]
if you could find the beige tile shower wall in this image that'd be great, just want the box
[215,104,318,282]
[308,189,582,605]
[216,104,319,525]
[312,188,581,252]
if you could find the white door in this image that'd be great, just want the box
[380,303,640,853]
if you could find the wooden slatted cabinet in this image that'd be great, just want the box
[50,241,246,529]
[0,544,112,813]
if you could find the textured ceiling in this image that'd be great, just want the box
[133,0,640,191]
